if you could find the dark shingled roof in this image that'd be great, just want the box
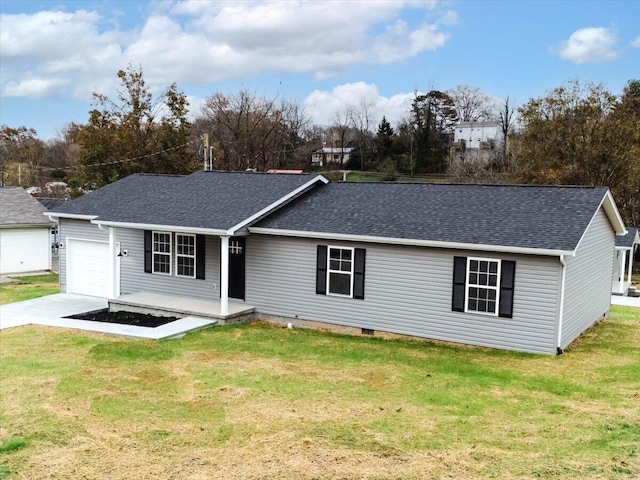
[37,197,70,211]
[0,187,51,227]
[615,227,639,248]
[50,170,321,231]
[254,182,611,252]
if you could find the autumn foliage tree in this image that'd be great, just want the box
[75,65,195,191]
[512,79,640,225]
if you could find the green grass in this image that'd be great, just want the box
[0,439,27,454]
[0,307,638,479]
[0,273,59,305]
[610,304,640,320]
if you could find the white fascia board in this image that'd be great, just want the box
[46,212,97,221]
[91,220,227,236]
[226,175,329,236]
[248,227,574,257]
[574,190,627,253]
[601,190,626,235]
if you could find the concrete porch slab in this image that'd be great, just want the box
[0,294,218,339]
[109,292,255,322]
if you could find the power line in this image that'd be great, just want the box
[10,141,195,172]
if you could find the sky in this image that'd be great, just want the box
[1,0,639,141]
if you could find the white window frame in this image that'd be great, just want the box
[175,233,196,278]
[326,245,354,298]
[152,231,172,276]
[465,257,501,316]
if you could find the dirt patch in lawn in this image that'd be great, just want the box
[65,309,178,327]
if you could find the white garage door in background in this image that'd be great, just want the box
[67,239,109,297]
[0,228,50,274]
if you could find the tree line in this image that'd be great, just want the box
[1,66,638,226]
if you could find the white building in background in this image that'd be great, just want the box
[454,121,503,149]
[452,121,503,162]
[311,147,354,167]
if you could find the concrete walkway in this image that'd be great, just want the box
[611,295,640,308]
[0,294,217,339]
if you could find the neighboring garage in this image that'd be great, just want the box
[0,187,52,274]
[66,238,110,297]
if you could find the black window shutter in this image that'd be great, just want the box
[353,248,366,300]
[316,245,327,295]
[144,230,152,273]
[499,260,516,318]
[452,256,467,312]
[195,234,206,279]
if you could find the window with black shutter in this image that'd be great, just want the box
[316,245,366,299]
[452,256,515,317]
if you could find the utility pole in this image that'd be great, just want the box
[203,134,209,171]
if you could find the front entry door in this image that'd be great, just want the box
[228,237,246,300]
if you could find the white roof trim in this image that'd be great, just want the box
[91,220,227,236]
[248,227,575,257]
[573,190,626,253]
[600,190,626,234]
[46,212,97,221]
[226,174,329,236]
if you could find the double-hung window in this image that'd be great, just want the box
[316,245,366,300]
[145,231,205,279]
[452,256,515,318]
[328,246,353,296]
[466,258,500,315]
[152,232,172,275]
[176,234,196,278]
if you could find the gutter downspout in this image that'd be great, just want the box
[557,255,567,355]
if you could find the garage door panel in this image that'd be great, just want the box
[0,228,50,274]
[67,239,109,297]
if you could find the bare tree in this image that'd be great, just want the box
[498,97,516,171]
[347,99,376,170]
[447,85,497,122]
[198,90,310,171]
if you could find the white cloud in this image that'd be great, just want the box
[631,35,640,48]
[558,27,619,63]
[3,78,71,98]
[303,82,416,128]
[1,1,452,100]
[0,9,123,99]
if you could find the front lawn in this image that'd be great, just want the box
[0,273,59,305]
[0,306,638,479]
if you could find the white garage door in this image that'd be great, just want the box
[0,228,50,274]
[67,239,109,297]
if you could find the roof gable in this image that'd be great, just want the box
[253,182,616,254]
[50,171,327,233]
[0,187,51,227]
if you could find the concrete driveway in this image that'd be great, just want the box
[0,294,107,331]
[0,293,216,339]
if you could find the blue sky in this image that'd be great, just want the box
[1,0,638,140]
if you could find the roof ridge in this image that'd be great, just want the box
[335,182,607,189]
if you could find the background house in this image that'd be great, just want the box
[0,187,52,274]
[613,227,639,296]
[451,121,503,163]
[311,146,354,167]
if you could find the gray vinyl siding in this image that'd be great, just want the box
[561,207,615,349]
[245,235,562,354]
[59,219,109,292]
[116,228,221,300]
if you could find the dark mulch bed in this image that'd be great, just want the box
[65,309,178,327]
